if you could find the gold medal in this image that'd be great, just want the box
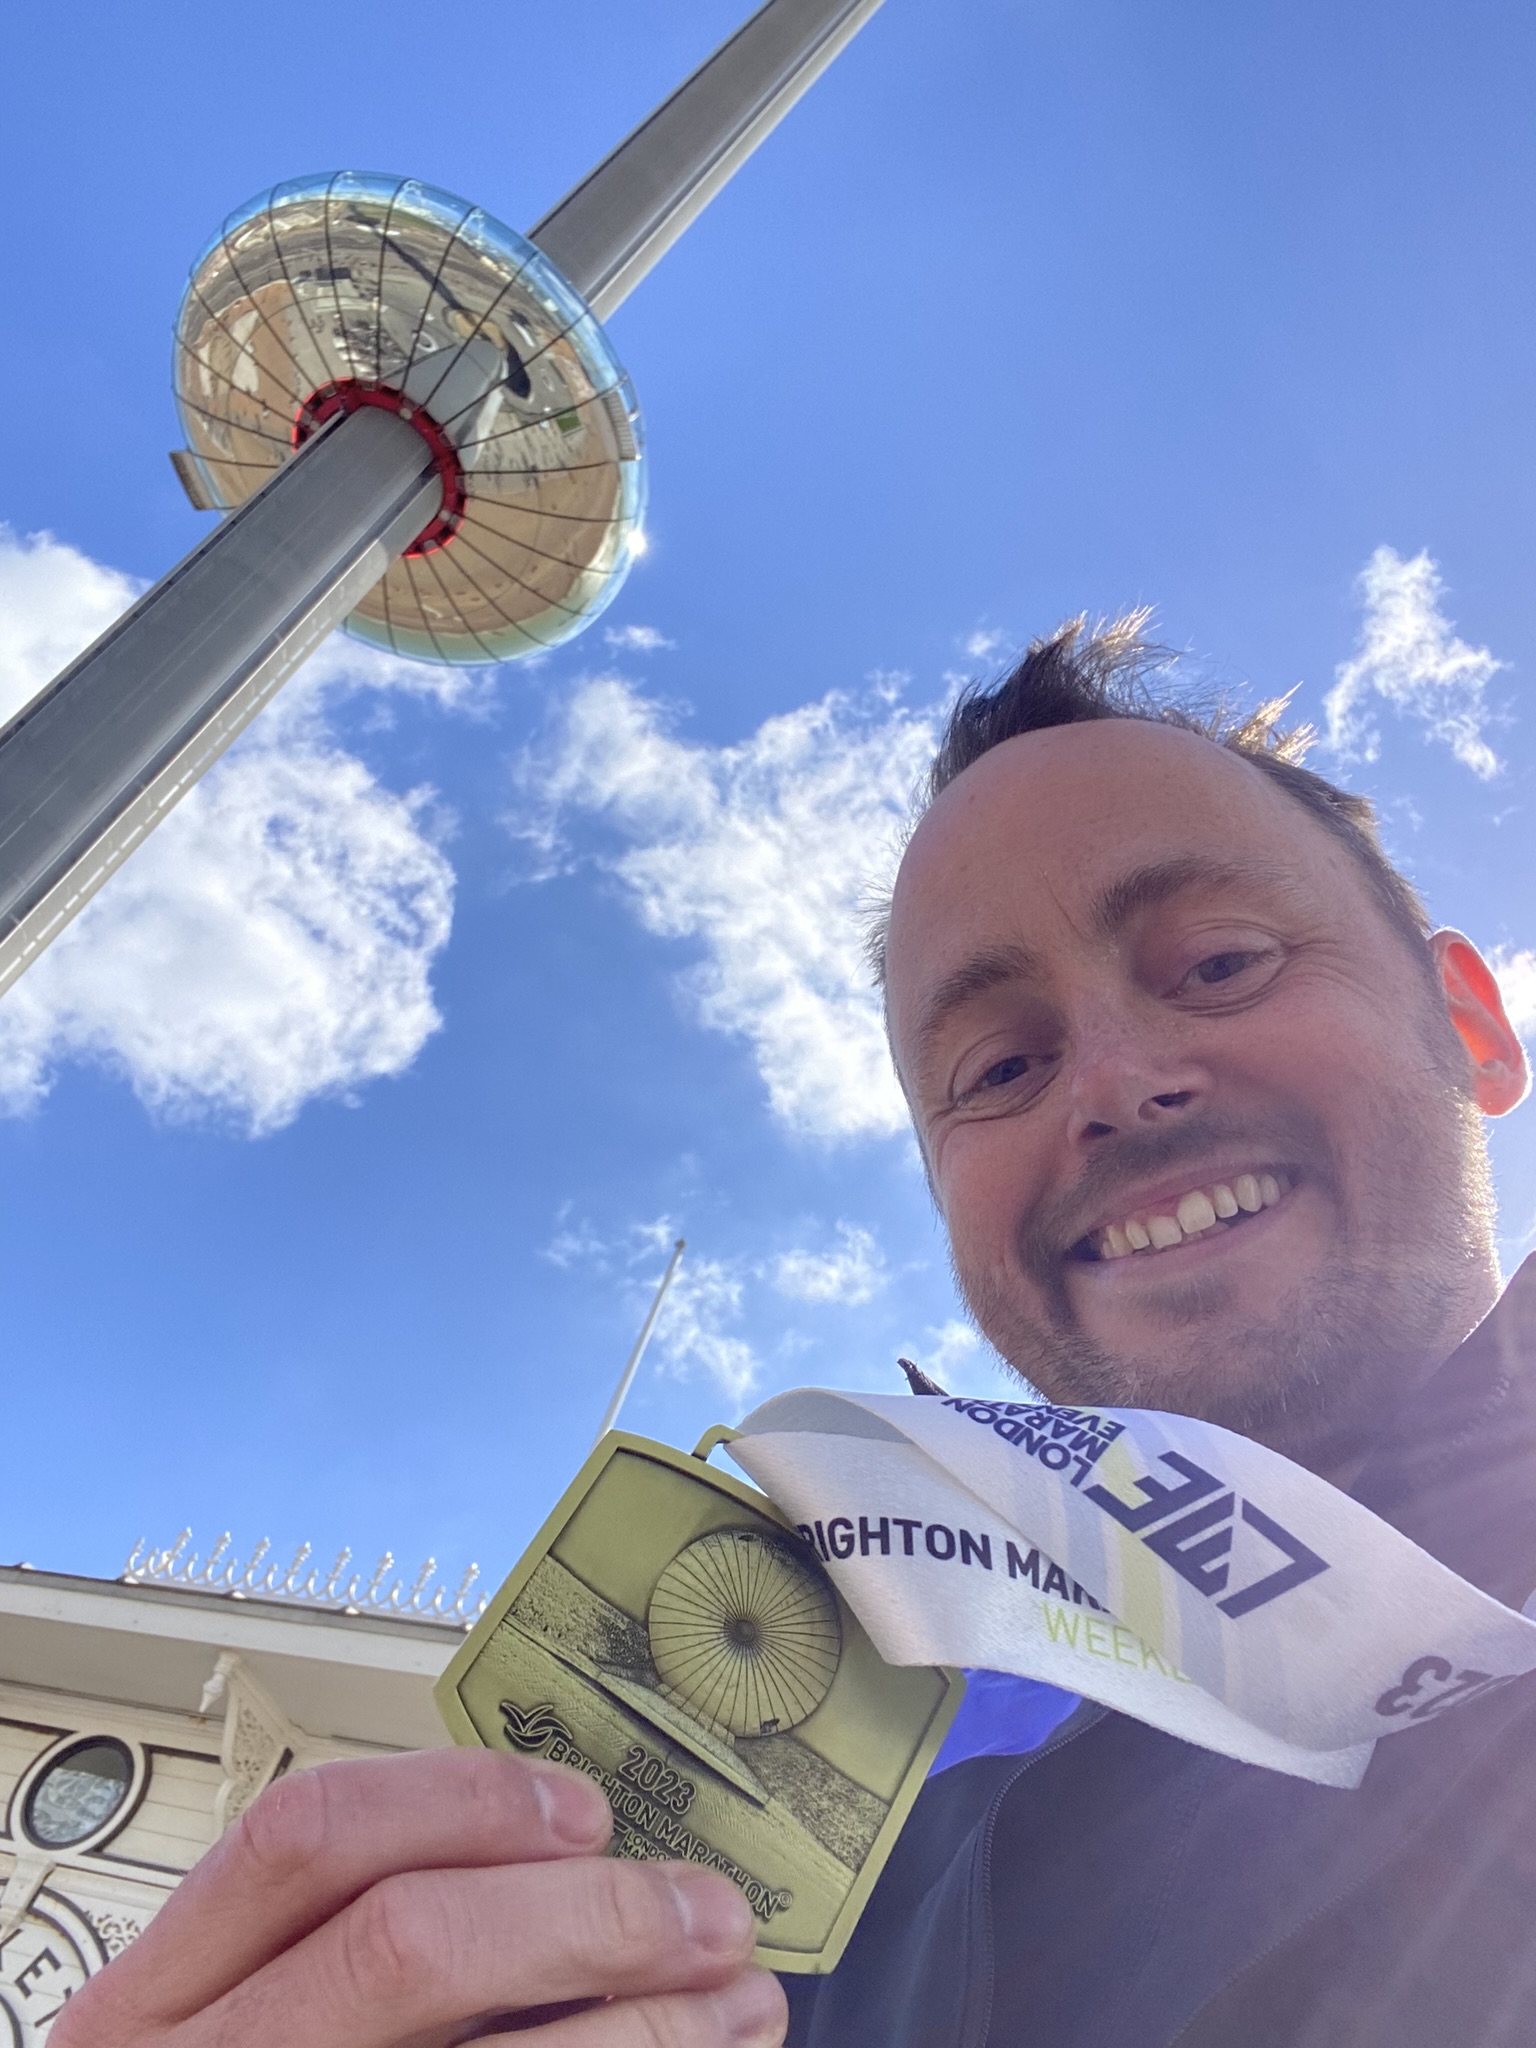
[435,1427,965,1973]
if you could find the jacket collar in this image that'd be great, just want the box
[1351,1254,1536,1608]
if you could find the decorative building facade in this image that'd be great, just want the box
[0,1542,482,2042]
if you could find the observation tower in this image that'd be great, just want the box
[0,0,885,996]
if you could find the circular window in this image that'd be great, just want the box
[22,1738,134,1849]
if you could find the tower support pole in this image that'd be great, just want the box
[0,408,439,996]
[531,0,887,316]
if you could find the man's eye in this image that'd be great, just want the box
[980,1054,1035,1089]
[950,1046,1058,1116]
[1185,949,1267,989]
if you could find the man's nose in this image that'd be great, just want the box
[1064,1024,1209,1145]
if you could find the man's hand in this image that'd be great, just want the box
[50,1749,789,2048]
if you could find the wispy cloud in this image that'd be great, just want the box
[604,624,675,653]
[541,1216,759,1400]
[0,708,453,1134]
[541,1213,614,1271]
[771,1222,886,1305]
[1324,547,1504,779]
[906,1318,1030,1398]
[543,1213,896,1401]
[0,525,458,1133]
[918,1319,983,1378]
[963,628,1005,661]
[654,1254,758,1403]
[512,676,935,1141]
[0,525,144,723]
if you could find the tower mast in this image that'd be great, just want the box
[531,0,886,318]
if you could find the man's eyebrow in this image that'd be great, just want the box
[1089,856,1285,940]
[912,941,1045,1069]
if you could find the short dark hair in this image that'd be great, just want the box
[869,611,1433,984]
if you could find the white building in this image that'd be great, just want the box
[0,1541,480,2042]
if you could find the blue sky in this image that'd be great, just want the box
[2,0,1534,1604]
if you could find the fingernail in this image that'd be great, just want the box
[665,1866,756,1956]
[529,1763,609,1847]
[713,1969,789,2044]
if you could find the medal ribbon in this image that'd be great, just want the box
[730,1389,1536,1786]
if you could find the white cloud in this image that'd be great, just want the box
[513,676,935,1141]
[604,624,674,653]
[0,525,456,1133]
[0,723,453,1133]
[1324,547,1504,779]
[771,1222,887,1305]
[542,1213,897,1403]
[541,1214,614,1271]
[654,1254,759,1403]
[0,525,144,725]
[906,1318,1031,1398]
[308,634,495,714]
[963,628,1005,661]
[1490,947,1536,1041]
[542,1215,761,1401]
[920,1319,982,1376]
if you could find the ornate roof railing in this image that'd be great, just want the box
[121,1529,490,1627]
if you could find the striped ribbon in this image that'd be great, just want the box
[730,1389,1536,1786]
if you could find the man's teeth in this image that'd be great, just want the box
[1093,1172,1289,1260]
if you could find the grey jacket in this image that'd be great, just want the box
[784,1260,1536,2048]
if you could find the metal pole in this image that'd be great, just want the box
[595,1239,686,1443]
[0,407,440,997]
[531,0,888,317]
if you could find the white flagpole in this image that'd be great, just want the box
[595,1238,687,1442]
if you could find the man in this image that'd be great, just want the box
[54,618,1532,2047]
[786,616,1535,2047]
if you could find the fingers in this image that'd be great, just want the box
[202,1856,764,2048]
[485,1969,789,2047]
[97,1750,611,2025]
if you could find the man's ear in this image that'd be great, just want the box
[1429,930,1530,1115]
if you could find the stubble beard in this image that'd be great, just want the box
[952,1080,1499,1478]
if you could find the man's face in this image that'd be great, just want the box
[886,720,1520,1472]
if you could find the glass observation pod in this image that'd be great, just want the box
[173,172,647,665]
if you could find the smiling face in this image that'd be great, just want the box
[886,719,1526,1475]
